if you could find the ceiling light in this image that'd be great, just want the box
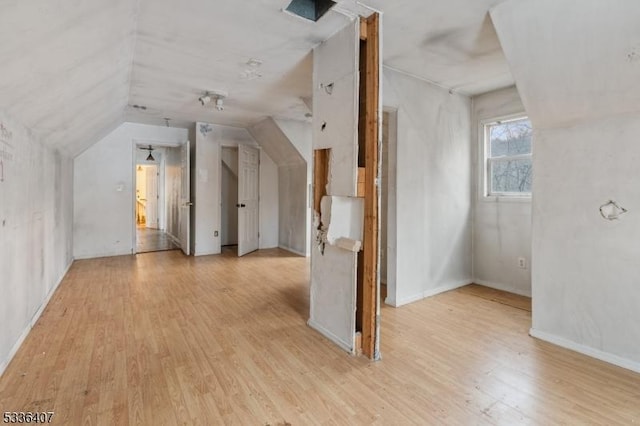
[215,97,224,111]
[140,145,155,162]
[199,91,228,110]
[199,94,212,106]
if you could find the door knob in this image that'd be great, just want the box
[236,203,246,208]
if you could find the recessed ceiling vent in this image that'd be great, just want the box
[285,0,336,22]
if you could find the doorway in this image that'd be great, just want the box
[221,147,239,254]
[134,143,191,255]
[380,109,397,304]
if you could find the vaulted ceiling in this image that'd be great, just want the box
[0,0,513,156]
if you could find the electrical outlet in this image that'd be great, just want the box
[518,257,527,269]
[214,230,219,237]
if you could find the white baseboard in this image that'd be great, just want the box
[73,249,132,260]
[529,328,640,374]
[307,319,354,355]
[278,245,308,257]
[193,249,220,257]
[166,232,181,246]
[422,279,473,298]
[394,279,473,307]
[474,279,532,297]
[0,260,73,378]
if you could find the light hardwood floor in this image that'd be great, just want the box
[1,249,638,425]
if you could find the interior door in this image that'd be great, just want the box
[145,165,159,229]
[237,145,259,256]
[179,140,191,255]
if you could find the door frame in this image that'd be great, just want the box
[131,139,182,254]
[217,143,261,256]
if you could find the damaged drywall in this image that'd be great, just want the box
[491,0,640,371]
[309,19,360,352]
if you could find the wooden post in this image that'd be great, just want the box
[361,13,379,359]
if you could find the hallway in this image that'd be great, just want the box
[136,226,179,253]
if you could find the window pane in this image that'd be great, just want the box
[489,118,532,157]
[491,158,532,193]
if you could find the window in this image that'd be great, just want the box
[483,116,533,197]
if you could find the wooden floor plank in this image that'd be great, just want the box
[1,248,639,425]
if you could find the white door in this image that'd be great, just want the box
[237,145,259,256]
[179,140,191,255]
[145,165,159,229]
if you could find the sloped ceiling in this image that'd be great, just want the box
[126,0,350,129]
[491,0,640,129]
[1,0,516,156]
[367,0,513,95]
[0,0,138,156]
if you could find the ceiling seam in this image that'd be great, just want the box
[123,0,143,123]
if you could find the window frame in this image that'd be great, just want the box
[480,114,533,201]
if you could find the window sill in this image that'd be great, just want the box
[480,195,532,204]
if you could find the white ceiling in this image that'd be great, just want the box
[1,0,514,156]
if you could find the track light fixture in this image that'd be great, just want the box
[199,91,227,110]
[199,94,211,106]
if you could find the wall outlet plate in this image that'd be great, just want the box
[518,257,527,269]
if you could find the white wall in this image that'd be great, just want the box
[471,86,532,296]
[249,118,311,256]
[492,0,640,372]
[0,111,74,376]
[73,122,188,259]
[278,164,308,255]
[275,119,313,256]
[193,122,278,256]
[259,152,279,250]
[383,67,473,306]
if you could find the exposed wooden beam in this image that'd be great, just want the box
[361,12,379,360]
[360,19,368,40]
[313,149,330,214]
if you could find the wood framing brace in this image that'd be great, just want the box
[360,12,380,359]
[314,149,330,213]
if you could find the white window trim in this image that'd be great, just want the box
[479,113,532,203]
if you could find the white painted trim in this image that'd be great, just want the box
[422,279,473,298]
[0,260,73,378]
[166,232,181,246]
[193,249,220,257]
[73,250,132,260]
[394,292,425,307]
[384,296,398,307]
[278,245,308,257]
[529,328,640,374]
[395,279,473,307]
[474,279,532,298]
[307,319,354,355]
